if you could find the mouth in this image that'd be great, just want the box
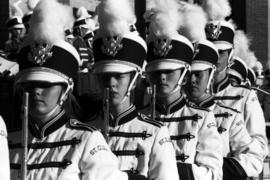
[189,85,198,90]
[157,83,168,87]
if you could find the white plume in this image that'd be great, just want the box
[253,60,263,72]
[97,0,136,37]
[179,3,207,42]
[233,30,251,61]
[146,0,182,39]
[28,0,74,45]
[245,51,258,69]
[201,0,231,20]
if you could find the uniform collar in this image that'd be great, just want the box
[156,96,186,115]
[107,105,138,127]
[29,110,69,139]
[213,76,230,93]
[197,96,215,108]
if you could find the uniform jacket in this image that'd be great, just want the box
[87,105,179,180]
[141,96,223,180]
[196,96,263,179]
[0,116,10,180]
[213,76,268,176]
[9,110,129,180]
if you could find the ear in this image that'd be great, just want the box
[182,75,188,85]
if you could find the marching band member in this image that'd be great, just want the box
[202,0,268,177]
[0,116,9,180]
[4,15,25,60]
[185,40,262,180]
[87,0,179,179]
[227,57,248,86]
[9,0,130,179]
[73,6,94,71]
[141,1,223,179]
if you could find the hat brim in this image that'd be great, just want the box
[146,59,186,72]
[9,24,25,29]
[15,67,69,84]
[214,41,233,50]
[227,69,244,81]
[93,60,139,74]
[191,62,213,71]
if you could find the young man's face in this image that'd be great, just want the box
[216,50,230,73]
[97,72,132,106]
[21,82,64,118]
[186,69,210,101]
[148,69,182,97]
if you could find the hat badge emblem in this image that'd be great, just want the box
[205,23,222,40]
[28,43,53,66]
[101,36,123,57]
[153,38,172,57]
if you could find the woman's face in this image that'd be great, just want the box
[22,82,64,118]
[97,72,132,106]
[148,69,182,97]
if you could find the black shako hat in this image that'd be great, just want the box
[191,40,219,71]
[92,32,147,74]
[146,34,194,72]
[227,57,248,81]
[205,20,234,50]
[15,40,80,86]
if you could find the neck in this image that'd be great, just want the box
[190,93,212,105]
[214,69,227,85]
[31,106,62,129]
[110,98,131,118]
[157,90,182,107]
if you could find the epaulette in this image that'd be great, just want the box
[69,119,97,132]
[187,102,210,112]
[216,102,240,113]
[137,113,163,128]
[232,84,251,90]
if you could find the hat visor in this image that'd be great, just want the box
[191,62,213,71]
[9,24,25,29]
[227,69,244,81]
[146,59,186,72]
[93,60,139,74]
[15,67,69,84]
[214,41,233,50]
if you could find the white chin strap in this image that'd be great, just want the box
[217,49,234,73]
[206,66,216,94]
[159,64,190,98]
[37,80,73,120]
[120,68,141,104]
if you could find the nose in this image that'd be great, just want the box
[108,76,117,88]
[31,87,42,96]
[190,74,196,84]
[159,73,166,82]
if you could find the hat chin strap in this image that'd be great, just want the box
[120,68,140,104]
[158,64,190,98]
[217,49,234,73]
[205,66,216,94]
[36,80,73,121]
